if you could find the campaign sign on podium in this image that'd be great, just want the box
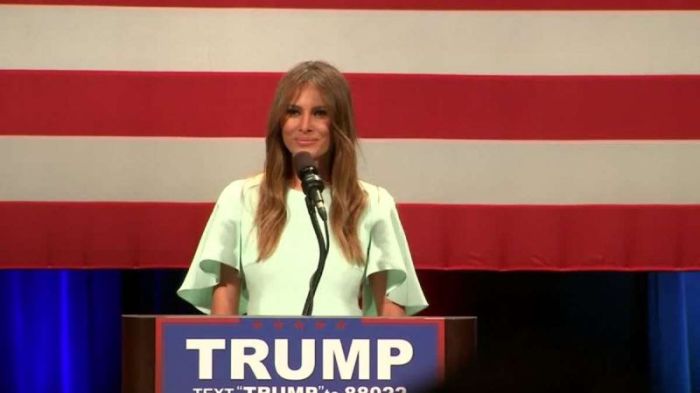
[155,317,444,393]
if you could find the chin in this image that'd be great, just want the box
[287,146,329,163]
[295,148,319,159]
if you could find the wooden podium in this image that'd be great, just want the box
[122,316,476,393]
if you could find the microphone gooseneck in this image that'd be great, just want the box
[292,152,330,316]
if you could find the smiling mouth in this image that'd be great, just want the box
[296,139,318,146]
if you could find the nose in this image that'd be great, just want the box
[299,112,312,132]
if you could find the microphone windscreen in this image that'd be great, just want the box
[292,152,316,177]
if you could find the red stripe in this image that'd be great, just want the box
[400,204,700,271]
[1,0,699,10]
[2,70,699,140]
[1,201,698,270]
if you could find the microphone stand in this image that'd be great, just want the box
[301,195,330,316]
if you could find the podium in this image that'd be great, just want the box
[122,316,476,393]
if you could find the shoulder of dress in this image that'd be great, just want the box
[241,173,264,191]
[358,180,395,209]
[216,174,262,204]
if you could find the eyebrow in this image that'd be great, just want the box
[287,104,327,110]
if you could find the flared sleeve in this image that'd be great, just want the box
[177,180,244,314]
[363,186,428,316]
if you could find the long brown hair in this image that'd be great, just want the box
[255,60,367,264]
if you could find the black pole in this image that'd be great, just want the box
[302,195,329,316]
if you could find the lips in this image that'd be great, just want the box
[295,138,318,147]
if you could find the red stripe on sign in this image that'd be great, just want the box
[1,202,699,270]
[2,70,700,140]
[1,0,699,10]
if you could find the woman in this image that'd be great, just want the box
[177,61,427,316]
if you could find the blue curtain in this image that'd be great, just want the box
[649,272,700,393]
[0,270,121,393]
[1,270,698,392]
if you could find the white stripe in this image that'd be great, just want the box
[1,6,699,75]
[2,136,700,204]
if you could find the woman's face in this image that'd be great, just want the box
[282,84,332,163]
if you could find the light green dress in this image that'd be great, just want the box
[177,175,428,316]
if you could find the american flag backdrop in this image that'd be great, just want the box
[1,1,700,271]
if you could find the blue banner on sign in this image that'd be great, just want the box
[157,317,443,393]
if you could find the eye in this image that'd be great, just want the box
[286,107,300,116]
[313,108,328,118]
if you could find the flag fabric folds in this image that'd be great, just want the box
[1,2,700,270]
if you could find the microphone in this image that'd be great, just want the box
[292,152,328,222]
[293,151,331,316]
